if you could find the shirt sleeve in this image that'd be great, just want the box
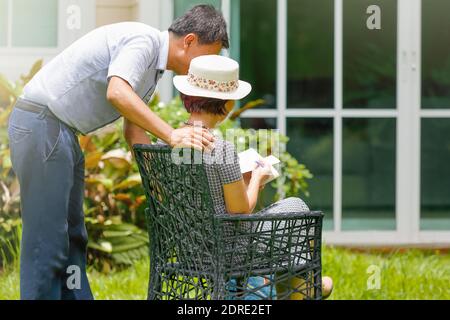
[107,37,155,91]
[217,141,243,185]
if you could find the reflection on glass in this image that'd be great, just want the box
[0,0,7,47]
[12,0,58,47]
[342,119,396,230]
[287,119,334,230]
[287,0,334,109]
[174,0,222,18]
[240,118,277,130]
[343,0,397,109]
[421,119,450,230]
[240,118,277,210]
[422,0,450,108]
[238,0,277,109]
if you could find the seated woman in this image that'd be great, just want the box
[172,55,333,299]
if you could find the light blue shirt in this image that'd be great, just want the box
[23,22,169,135]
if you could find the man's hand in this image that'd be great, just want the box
[170,126,216,151]
[108,76,215,152]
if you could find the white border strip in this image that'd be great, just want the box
[277,0,287,136]
[6,0,12,48]
[334,0,343,232]
[411,0,422,241]
[396,0,412,242]
[240,109,398,119]
[324,231,450,246]
[420,110,450,118]
[222,0,231,58]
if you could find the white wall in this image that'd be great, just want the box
[137,0,174,102]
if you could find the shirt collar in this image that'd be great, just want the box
[157,30,169,71]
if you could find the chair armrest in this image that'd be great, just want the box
[214,210,323,275]
[214,211,324,222]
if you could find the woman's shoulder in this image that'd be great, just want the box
[212,138,238,156]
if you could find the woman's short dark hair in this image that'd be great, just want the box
[180,93,228,116]
[169,5,229,49]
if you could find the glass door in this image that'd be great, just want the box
[169,0,450,243]
[421,0,450,231]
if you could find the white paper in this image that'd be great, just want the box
[238,149,281,184]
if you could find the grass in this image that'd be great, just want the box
[322,247,450,300]
[0,247,448,300]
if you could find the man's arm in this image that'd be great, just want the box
[124,118,151,151]
[107,76,215,150]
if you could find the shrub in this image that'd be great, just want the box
[0,61,313,272]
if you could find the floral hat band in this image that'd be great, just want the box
[173,55,252,101]
[187,72,239,93]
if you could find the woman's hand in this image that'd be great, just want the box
[251,160,273,185]
[243,171,266,191]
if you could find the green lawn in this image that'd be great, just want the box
[0,247,448,300]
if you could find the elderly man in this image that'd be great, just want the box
[8,5,228,300]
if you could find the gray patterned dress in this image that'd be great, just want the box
[202,138,311,266]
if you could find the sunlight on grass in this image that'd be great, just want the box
[323,247,450,300]
[89,259,149,300]
[0,247,448,300]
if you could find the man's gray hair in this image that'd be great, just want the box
[169,5,229,49]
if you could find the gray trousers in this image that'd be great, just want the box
[8,100,93,300]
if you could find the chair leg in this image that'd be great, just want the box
[314,268,323,300]
[148,266,162,300]
[212,274,227,300]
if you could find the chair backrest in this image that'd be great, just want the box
[134,144,219,270]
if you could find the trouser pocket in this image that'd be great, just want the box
[43,117,62,162]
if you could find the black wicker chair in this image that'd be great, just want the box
[134,144,323,300]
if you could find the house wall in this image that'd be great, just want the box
[96,0,138,27]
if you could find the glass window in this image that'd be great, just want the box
[12,0,58,47]
[342,118,396,230]
[287,119,334,230]
[422,0,450,108]
[287,0,334,109]
[343,0,397,109]
[174,0,221,18]
[0,0,7,47]
[421,119,450,230]
[235,0,277,109]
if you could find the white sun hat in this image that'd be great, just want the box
[173,55,252,100]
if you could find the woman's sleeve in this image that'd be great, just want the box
[217,141,243,185]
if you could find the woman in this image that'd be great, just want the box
[172,55,333,299]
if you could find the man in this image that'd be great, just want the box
[8,5,228,300]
